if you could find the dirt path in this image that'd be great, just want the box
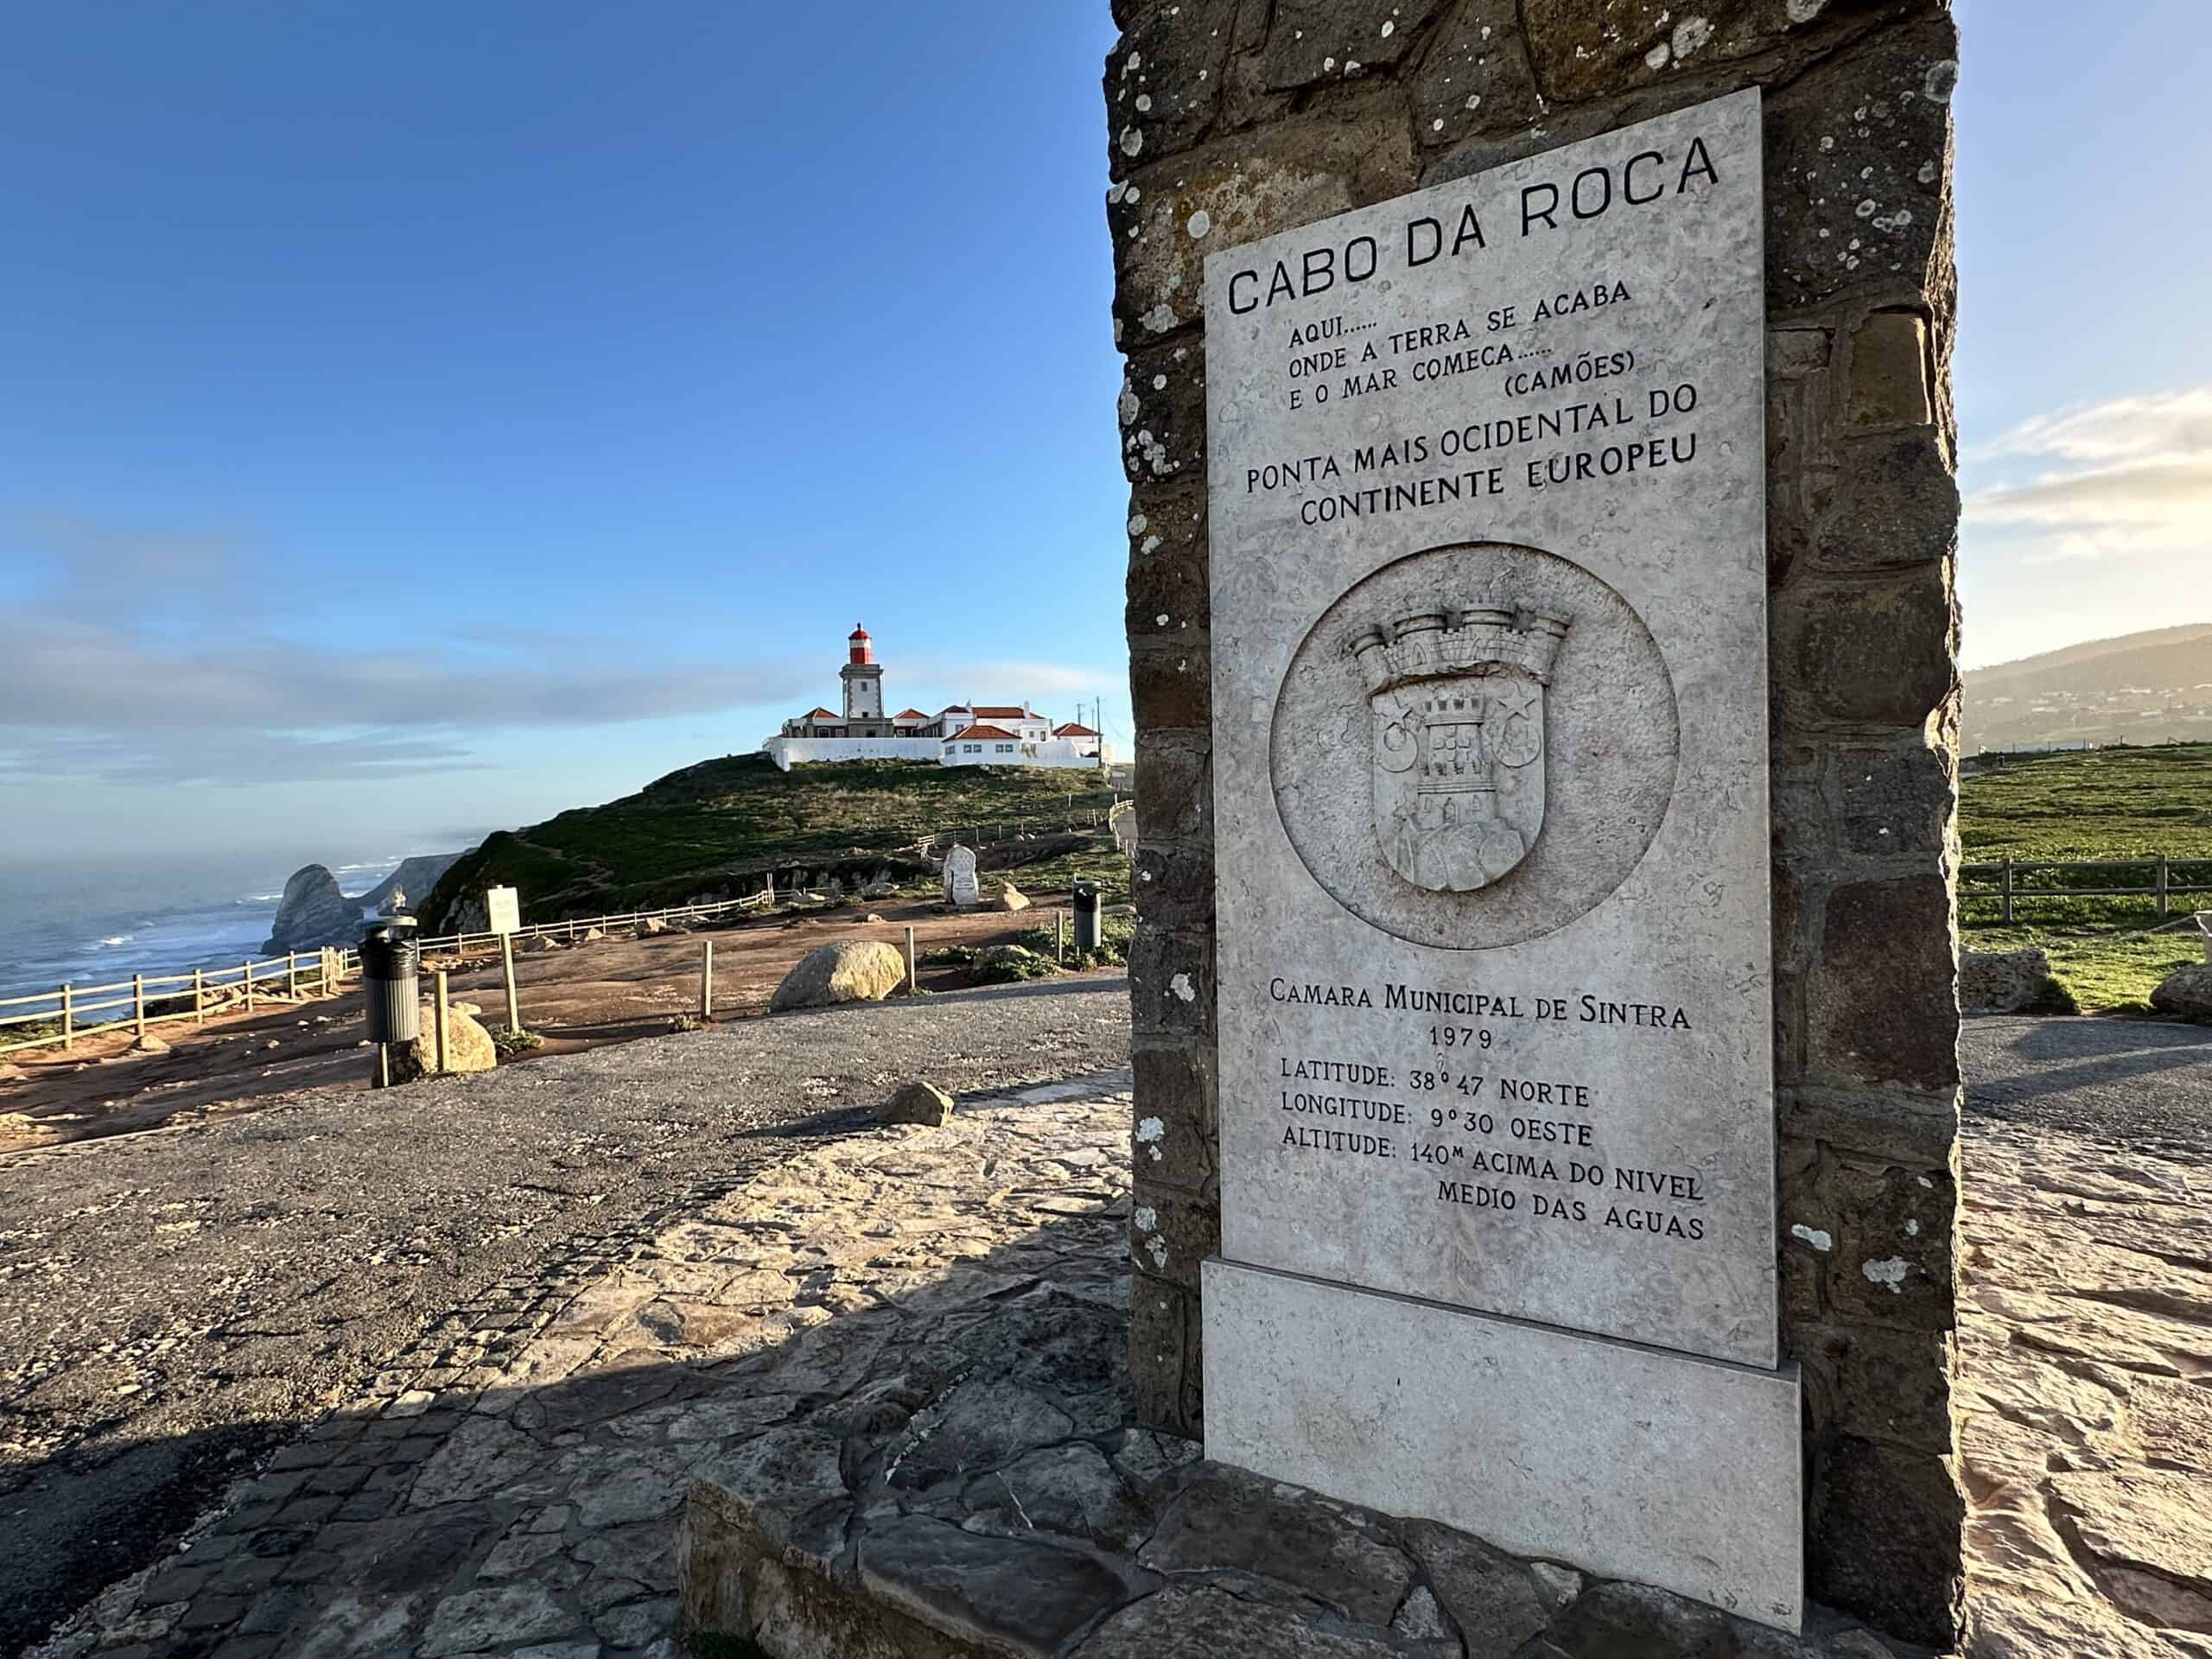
[0,893,1088,1154]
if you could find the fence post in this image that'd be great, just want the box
[501,932,521,1034]
[701,940,715,1020]
[906,925,918,992]
[61,982,73,1052]
[434,969,451,1074]
[193,967,206,1026]
[2000,857,2014,925]
[133,973,146,1041]
[244,962,255,1013]
[287,951,298,997]
[2157,854,2171,921]
[1057,910,1066,966]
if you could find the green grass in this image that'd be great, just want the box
[1960,744,2212,1010]
[423,756,1116,925]
[1960,743,2212,929]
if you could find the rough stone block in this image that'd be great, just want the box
[1132,728,1211,843]
[1807,1433,1965,1646]
[1776,1139,1827,1330]
[1125,474,1211,641]
[1823,734,1954,861]
[1408,2,1543,151]
[1813,432,1958,570]
[1809,874,1959,1090]
[1109,85,1416,342]
[1795,1322,1955,1454]
[1769,326,1833,376]
[1815,1152,1956,1332]
[1522,0,1855,102]
[1128,634,1211,730]
[1773,568,1956,730]
[1781,1084,1959,1166]
[1127,923,1214,1039]
[1845,310,1933,426]
[1118,334,1208,485]
[1130,1041,1218,1197]
[1132,1176,1221,1288]
[1103,0,1239,168]
[1128,1269,1200,1435]
[1959,947,2060,1014]
[1765,12,1957,312]
[1256,0,1445,92]
[1130,837,1215,933]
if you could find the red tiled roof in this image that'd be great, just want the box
[973,705,1030,719]
[947,724,1018,741]
[802,708,838,720]
[1052,723,1099,737]
[892,709,930,721]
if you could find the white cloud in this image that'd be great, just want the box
[0,517,813,787]
[1964,388,2212,565]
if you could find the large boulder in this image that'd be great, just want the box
[390,1003,498,1082]
[2151,963,2212,1022]
[1961,948,2063,1014]
[263,865,361,953]
[770,940,908,1013]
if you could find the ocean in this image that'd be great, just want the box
[0,846,475,1002]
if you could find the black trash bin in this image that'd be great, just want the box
[1071,880,1102,953]
[360,919,421,1045]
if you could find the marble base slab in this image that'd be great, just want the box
[1201,1255,1803,1630]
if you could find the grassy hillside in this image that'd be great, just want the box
[1960,743,2212,1010]
[423,756,1116,925]
[1963,624,2212,751]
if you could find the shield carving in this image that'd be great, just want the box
[1347,602,1572,893]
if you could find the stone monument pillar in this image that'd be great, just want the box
[1109,5,1962,1645]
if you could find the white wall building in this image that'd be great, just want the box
[761,627,1112,772]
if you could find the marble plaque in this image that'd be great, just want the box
[1205,91,1776,1367]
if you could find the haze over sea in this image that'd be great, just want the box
[0,843,480,1003]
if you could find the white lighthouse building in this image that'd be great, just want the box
[761,626,1110,772]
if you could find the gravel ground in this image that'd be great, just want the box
[1961,1014,2212,1155]
[0,979,1130,1656]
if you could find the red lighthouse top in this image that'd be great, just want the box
[848,624,874,665]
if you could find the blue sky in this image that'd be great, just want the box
[3,2,2206,858]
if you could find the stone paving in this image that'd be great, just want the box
[31,1069,2211,1658]
[1954,1121,2212,1657]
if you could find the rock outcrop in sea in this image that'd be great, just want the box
[262,866,363,954]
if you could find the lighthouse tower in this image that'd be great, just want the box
[840,624,885,728]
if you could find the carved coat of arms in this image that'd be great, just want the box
[1346,601,1572,893]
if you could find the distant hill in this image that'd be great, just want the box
[1963,624,2212,753]
[419,755,1116,931]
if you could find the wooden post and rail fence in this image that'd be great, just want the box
[0,799,1131,1060]
[1960,854,2212,925]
